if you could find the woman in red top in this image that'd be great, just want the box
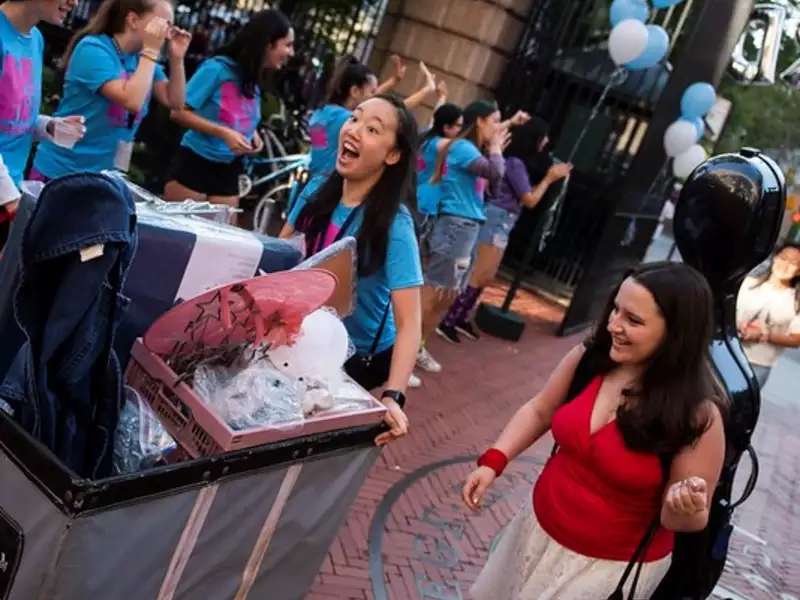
[463,262,726,599]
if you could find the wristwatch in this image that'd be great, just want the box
[381,389,406,409]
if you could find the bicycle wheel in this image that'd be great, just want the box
[253,182,293,236]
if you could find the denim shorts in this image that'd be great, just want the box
[423,214,481,291]
[478,204,520,250]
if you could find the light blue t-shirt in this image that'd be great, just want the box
[438,139,486,222]
[416,136,442,216]
[308,103,351,178]
[288,197,422,354]
[181,56,261,163]
[33,34,166,178]
[0,12,43,187]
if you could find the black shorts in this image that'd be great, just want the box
[168,146,243,197]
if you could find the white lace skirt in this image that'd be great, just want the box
[470,503,671,600]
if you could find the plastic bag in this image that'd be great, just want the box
[113,387,177,474]
[193,360,305,431]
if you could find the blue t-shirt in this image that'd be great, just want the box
[288,197,422,354]
[181,56,261,163]
[416,136,442,216]
[0,13,43,187]
[307,103,350,178]
[33,34,166,178]
[438,139,486,222]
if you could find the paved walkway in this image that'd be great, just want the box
[307,284,800,600]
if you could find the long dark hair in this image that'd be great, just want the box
[432,99,496,184]
[325,55,375,106]
[421,103,463,145]
[64,0,158,66]
[216,9,291,98]
[296,94,419,277]
[505,116,553,184]
[582,262,726,455]
[747,244,800,313]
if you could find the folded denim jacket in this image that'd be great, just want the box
[0,173,137,479]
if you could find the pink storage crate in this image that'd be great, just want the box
[126,339,387,458]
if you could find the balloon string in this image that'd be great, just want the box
[539,66,629,252]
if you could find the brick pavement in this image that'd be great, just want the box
[307,284,800,600]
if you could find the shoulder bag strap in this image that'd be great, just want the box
[607,453,673,600]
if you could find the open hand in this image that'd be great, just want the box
[167,26,192,60]
[143,16,170,54]
[420,61,436,93]
[390,54,407,81]
[462,466,497,511]
[375,397,409,446]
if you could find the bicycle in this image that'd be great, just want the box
[244,151,310,236]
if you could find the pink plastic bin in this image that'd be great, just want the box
[126,339,386,458]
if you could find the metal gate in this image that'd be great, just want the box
[496,0,700,302]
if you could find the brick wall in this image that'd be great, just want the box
[369,0,536,123]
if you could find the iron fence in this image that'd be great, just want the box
[498,0,701,300]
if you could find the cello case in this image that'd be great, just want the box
[652,148,786,599]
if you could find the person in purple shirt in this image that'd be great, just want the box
[438,117,572,342]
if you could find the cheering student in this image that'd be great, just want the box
[32,0,190,181]
[280,94,422,447]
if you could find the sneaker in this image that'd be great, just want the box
[416,346,443,373]
[455,321,480,341]
[408,373,422,388]
[436,324,461,345]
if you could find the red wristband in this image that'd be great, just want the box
[477,448,509,477]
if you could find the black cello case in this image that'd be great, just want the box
[652,148,786,599]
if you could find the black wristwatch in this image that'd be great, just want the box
[381,389,406,409]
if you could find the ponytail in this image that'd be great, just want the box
[325,55,374,106]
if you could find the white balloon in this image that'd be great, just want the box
[609,19,649,65]
[268,310,350,382]
[663,119,697,157]
[672,144,707,179]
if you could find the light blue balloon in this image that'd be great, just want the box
[681,82,716,119]
[652,0,684,8]
[610,0,649,26]
[625,25,669,70]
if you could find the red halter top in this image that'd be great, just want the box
[533,376,674,562]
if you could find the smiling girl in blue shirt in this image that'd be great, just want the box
[32,0,191,180]
[280,94,422,447]
[294,55,438,215]
[163,9,295,218]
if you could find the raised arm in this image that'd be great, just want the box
[100,18,168,113]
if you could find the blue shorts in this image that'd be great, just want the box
[478,204,519,250]
[423,214,481,291]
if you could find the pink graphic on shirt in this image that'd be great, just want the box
[417,155,426,173]
[475,177,487,198]
[320,222,341,251]
[309,124,328,149]
[106,70,143,128]
[0,54,35,134]
[218,81,258,136]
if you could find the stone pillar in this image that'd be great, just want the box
[369,0,536,123]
